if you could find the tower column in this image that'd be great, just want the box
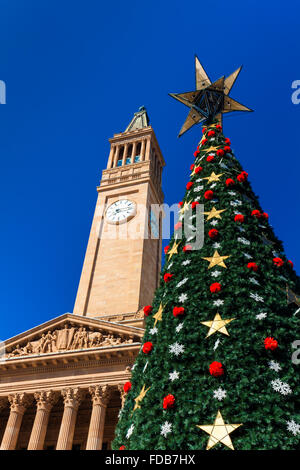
[141,139,146,160]
[56,388,84,450]
[131,142,137,164]
[27,391,58,450]
[86,385,111,450]
[107,145,115,169]
[145,137,151,160]
[122,143,128,166]
[113,146,120,167]
[0,393,32,450]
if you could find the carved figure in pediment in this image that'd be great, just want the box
[42,331,57,353]
[8,344,24,357]
[71,327,82,350]
[23,342,33,355]
[36,334,46,354]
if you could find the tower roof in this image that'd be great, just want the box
[125,106,150,132]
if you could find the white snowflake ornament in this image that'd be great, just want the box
[213,388,227,401]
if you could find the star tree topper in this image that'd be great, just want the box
[196,410,242,450]
[169,56,252,136]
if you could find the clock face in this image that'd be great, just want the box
[106,199,136,224]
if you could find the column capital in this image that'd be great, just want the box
[8,393,32,414]
[34,390,59,412]
[89,385,111,407]
[61,388,84,410]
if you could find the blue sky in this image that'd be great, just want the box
[0,0,299,340]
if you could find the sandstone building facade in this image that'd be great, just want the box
[0,107,165,450]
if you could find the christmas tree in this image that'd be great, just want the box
[112,58,300,451]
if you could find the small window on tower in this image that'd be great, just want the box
[134,155,140,163]
[126,157,131,165]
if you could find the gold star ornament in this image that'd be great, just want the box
[201,313,235,338]
[133,384,150,412]
[169,56,252,137]
[179,200,191,214]
[203,172,224,184]
[203,206,226,220]
[196,410,242,450]
[202,250,230,269]
[153,303,164,326]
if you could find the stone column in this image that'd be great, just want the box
[131,142,137,164]
[122,143,128,166]
[86,385,111,450]
[113,146,120,167]
[117,384,126,408]
[0,393,32,450]
[141,139,146,161]
[107,146,115,169]
[56,388,84,450]
[145,137,151,161]
[27,390,58,450]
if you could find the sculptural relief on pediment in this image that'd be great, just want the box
[6,323,136,358]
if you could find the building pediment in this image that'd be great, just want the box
[4,313,143,360]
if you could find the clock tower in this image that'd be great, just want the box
[74,107,165,318]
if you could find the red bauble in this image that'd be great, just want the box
[224,137,231,144]
[217,149,225,157]
[224,146,231,153]
[190,163,195,171]
[201,138,208,146]
[226,178,235,187]
[234,214,244,223]
[264,337,278,351]
[163,394,175,409]
[202,127,206,134]
[208,228,219,239]
[175,221,182,231]
[204,190,214,200]
[207,130,215,137]
[191,201,199,209]
[123,381,132,393]
[216,124,222,131]
[164,245,169,255]
[209,361,224,377]
[251,209,261,218]
[142,342,153,354]
[288,260,294,268]
[186,181,194,190]
[178,201,183,207]
[237,171,248,182]
[193,150,200,158]
[273,257,284,267]
[183,244,192,253]
[206,155,214,162]
[247,262,258,272]
[143,305,153,316]
[164,273,173,283]
[194,166,203,174]
[262,212,269,219]
[119,446,126,450]
[210,282,221,294]
[173,306,185,317]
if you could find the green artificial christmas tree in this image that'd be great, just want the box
[112,58,300,451]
